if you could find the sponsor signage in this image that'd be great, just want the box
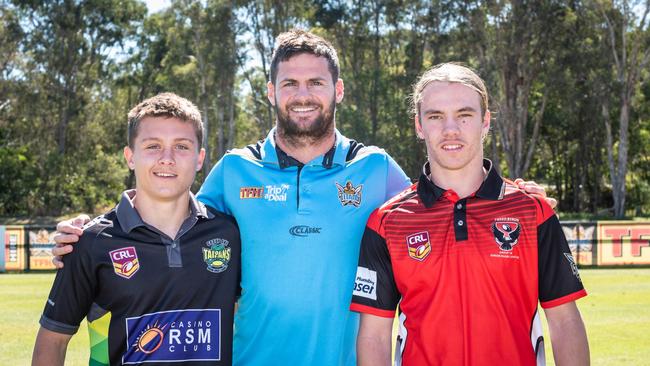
[597,222,650,265]
[124,309,221,364]
[28,227,56,270]
[353,267,377,300]
[3,226,26,271]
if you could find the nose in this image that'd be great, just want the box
[158,148,175,165]
[442,116,460,137]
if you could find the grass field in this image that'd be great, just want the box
[1,269,649,365]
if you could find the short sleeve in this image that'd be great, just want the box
[40,235,98,334]
[538,214,587,308]
[350,210,401,318]
[385,154,411,200]
[197,157,229,214]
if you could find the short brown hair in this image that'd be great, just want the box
[411,63,488,117]
[127,93,203,149]
[270,29,340,84]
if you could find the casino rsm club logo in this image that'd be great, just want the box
[289,225,322,237]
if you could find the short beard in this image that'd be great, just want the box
[275,98,336,149]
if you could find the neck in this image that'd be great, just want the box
[275,127,336,164]
[133,190,191,239]
[429,158,486,199]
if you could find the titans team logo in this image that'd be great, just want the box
[406,231,431,261]
[203,238,231,273]
[335,181,363,207]
[491,219,521,251]
[109,246,139,279]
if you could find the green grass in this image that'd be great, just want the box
[2,269,650,365]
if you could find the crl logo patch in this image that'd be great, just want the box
[335,181,363,207]
[406,231,431,261]
[109,247,139,279]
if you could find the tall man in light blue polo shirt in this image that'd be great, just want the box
[197,30,410,365]
[53,30,550,366]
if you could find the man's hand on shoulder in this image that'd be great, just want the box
[514,178,557,209]
[51,214,90,269]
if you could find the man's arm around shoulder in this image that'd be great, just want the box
[544,301,590,366]
[357,313,394,366]
[32,327,73,366]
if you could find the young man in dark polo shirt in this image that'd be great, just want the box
[32,93,240,366]
[350,64,589,366]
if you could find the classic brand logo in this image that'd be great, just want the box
[203,238,231,273]
[491,218,521,251]
[123,309,221,364]
[353,267,377,300]
[109,246,139,279]
[406,231,431,261]
[335,181,363,207]
[264,184,289,202]
[289,225,322,237]
[240,187,264,199]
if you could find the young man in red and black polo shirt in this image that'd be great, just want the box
[350,63,589,366]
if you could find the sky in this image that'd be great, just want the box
[144,0,171,14]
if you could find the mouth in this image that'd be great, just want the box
[154,172,177,178]
[289,104,319,114]
[440,143,464,151]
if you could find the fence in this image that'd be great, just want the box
[1,221,649,271]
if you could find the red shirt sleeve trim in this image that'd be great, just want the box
[350,303,396,318]
[540,289,587,309]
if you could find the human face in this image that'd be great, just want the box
[123,116,205,203]
[267,53,344,143]
[415,82,490,174]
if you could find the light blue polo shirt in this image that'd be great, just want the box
[197,128,411,366]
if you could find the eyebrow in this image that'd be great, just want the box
[140,137,195,144]
[422,106,478,115]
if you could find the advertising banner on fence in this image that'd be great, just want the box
[597,221,650,265]
[27,227,56,270]
[3,225,26,271]
[561,222,596,266]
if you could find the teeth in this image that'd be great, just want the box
[442,144,462,150]
[291,107,316,112]
[155,173,176,177]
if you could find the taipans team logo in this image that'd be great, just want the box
[491,219,521,251]
[203,238,231,273]
[335,181,363,207]
[108,246,139,279]
[406,231,431,261]
[240,186,264,199]
[123,309,221,364]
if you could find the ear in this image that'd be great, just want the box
[335,78,345,103]
[267,80,276,106]
[482,110,491,140]
[415,114,424,139]
[196,148,206,171]
[124,146,135,170]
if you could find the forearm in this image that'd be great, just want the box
[545,303,590,366]
[32,327,71,366]
[357,334,391,366]
[356,314,393,366]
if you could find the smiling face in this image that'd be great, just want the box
[267,53,344,144]
[416,81,490,174]
[123,116,205,203]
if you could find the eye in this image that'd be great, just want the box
[145,144,161,150]
[282,81,297,87]
[311,80,323,86]
[175,144,190,150]
[427,114,443,121]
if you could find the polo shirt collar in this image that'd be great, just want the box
[260,127,348,169]
[417,159,505,208]
[116,189,212,234]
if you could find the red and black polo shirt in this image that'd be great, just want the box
[350,160,586,366]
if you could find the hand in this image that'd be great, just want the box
[51,214,90,269]
[513,178,557,209]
